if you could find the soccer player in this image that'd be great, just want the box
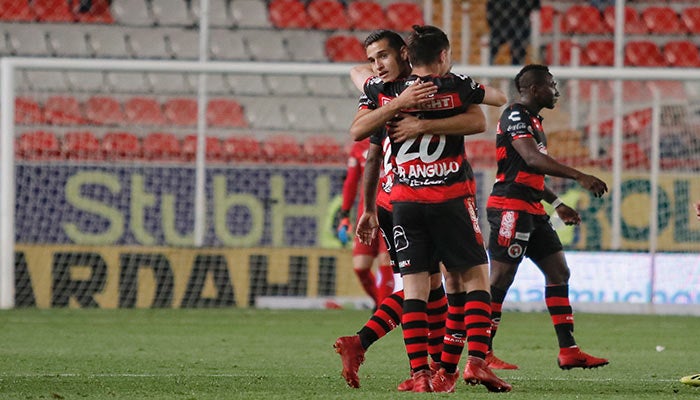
[485,64,609,370]
[358,25,512,393]
[337,138,394,307]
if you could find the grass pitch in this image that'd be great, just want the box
[0,308,698,399]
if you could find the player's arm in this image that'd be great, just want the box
[511,137,608,197]
[350,64,373,92]
[543,185,580,225]
[482,84,508,107]
[387,104,486,142]
[695,201,700,220]
[356,142,382,245]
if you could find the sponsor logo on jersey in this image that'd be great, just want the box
[507,122,527,132]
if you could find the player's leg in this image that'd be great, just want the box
[351,252,378,305]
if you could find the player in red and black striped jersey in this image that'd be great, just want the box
[357,25,511,393]
[486,64,610,371]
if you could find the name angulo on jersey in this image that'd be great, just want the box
[393,134,460,186]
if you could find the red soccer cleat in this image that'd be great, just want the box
[334,335,365,388]
[397,361,440,391]
[463,356,512,392]
[409,369,433,392]
[558,347,609,370]
[431,368,459,393]
[486,350,519,370]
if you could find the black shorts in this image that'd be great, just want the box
[392,197,487,276]
[378,205,439,275]
[486,208,563,264]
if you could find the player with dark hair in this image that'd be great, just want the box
[486,64,609,371]
[356,25,511,393]
[336,137,394,308]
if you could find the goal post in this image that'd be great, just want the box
[2,57,700,309]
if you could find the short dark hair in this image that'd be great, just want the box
[363,29,406,51]
[406,25,449,66]
[514,64,551,93]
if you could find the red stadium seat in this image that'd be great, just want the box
[17,130,60,160]
[102,131,142,160]
[325,35,366,62]
[579,80,614,102]
[0,0,36,21]
[623,142,650,170]
[85,96,124,125]
[562,5,606,34]
[307,0,350,30]
[303,135,344,164]
[261,134,303,163]
[664,40,700,67]
[621,81,652,103]
[539,5,554,34]
[15,97,44,125]
[641,6,685,34]
[163,98,197,126]
[582,40,614,66]
[625,41,666,67]
[386,2,424,32]
[44,96,85,125]
[74,0,113,23]
[681,7,700,34]
[207,99,248,128]
[32,0,75,22]
[348,1,386,31]
[222,136,263,162]
[124,97,166,126]
[62,131,102,160]
[143,132,182,161]
[545,40,576,66]
[465,140,496,168]
[603,6,646,34]
[268,0,311,28]
[182,135,224,162]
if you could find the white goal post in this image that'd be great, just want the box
[2,57,700,309]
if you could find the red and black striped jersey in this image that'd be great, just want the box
[487,103,548,215]
[363,73,486,203]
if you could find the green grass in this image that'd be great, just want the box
[0,309,698,399]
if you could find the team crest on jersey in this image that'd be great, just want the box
[507,243,523,258]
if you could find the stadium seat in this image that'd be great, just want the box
[538,5,554,34]
[307,0,350,30]
[646,80,687,101]
[32,0,75,22]
[625,41,666,67]
[681,7,700,34]
[182,135,224,161]
[641,6,685,34]
[62,131,102,160]
[85,96,125,125]
[43,96,85,125]
[106,72,152,93]
[102,131,142,160]
[562,5,606,34]
[207,99,248,128]
[167,29,200,60]
[228,0,271,28]
[163,98,197,126]
[148,72,194,94]
[348,0,386,30]
[227,74,269,95]
[124,97,166,125]
[17,130,61,160]
[110,0,154,26]
[386,2,424,32]
[619,81,652,103]
[66,71,107,92]
[323,97,357,131]
[151,0,194,26]
[209,29,249,60]
[237,97,288,130]
[582,40,614,66]
[222,136,263,162]
[25,70,70,92]
[143,132,182,161]
[304,135,344,164]
[284,30,327,62]
[261,134,303,163]
[6,25,50,56]
[623,142,650,169]
[265,75,308,95]
[127,29,171,59]
[74,0,114,23]
[243,29,289,61]
[268,0,311,29]
[15,97,44,125]
[306,75,354,97]
[285,98,326,132]
[0,0,36,21]
[88,29,130,58]
[579,80,614,103]
[664,40,700,67]
[325,35,366,62]
[46,26,92,57]
[465,139,496,168]
[545,40,575,66]
[603,5,646,34]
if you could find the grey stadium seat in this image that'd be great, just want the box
[265,75,308,96]
[307,75,357,97]
[165,29,200,60]
[88,29,130,58]
[226,74,269,95]
[25,70,70,92]
[45,25,92,57]
[151,0,195,26]
[284,98,327,132]
[200,73,234,95]
[230,0,271,28]
[284,31,327,62]
[111,0,154,26]
[127,28,171,59]
[209,29,249,60]
[106,72,152,93]
[190,0,234,28]
[148,73,194,94]
[66,71,107,93]
[5,24,50,56]
[241,29,288,61]
[237,97,288,130]
[322,97,358,131]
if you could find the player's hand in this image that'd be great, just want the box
[336,217,351,245]
[577,174,608,198]
[394,79,437,110]
[356,212,379,246]
[695,201,700,221]
[555,203,581,225]
[387,112,424,142]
